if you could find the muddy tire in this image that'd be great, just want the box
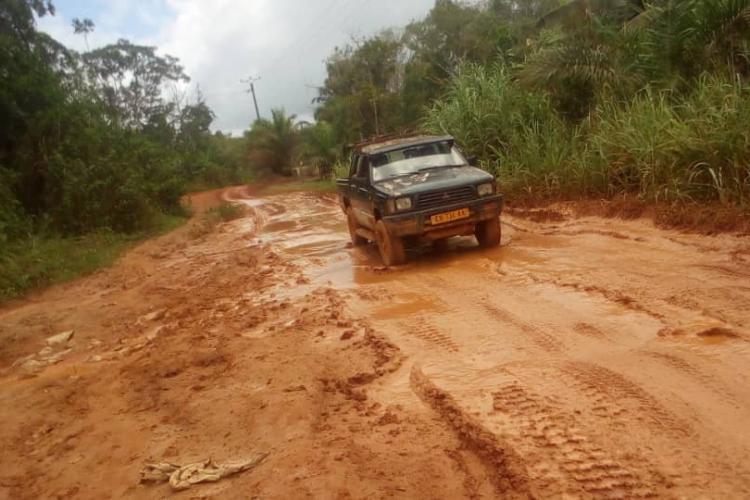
[375,220,406,266]
[346,207,368,246]
[476,217,502,248]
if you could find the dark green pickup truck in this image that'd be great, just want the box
[336,134,503,266]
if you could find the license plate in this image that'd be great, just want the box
[430,207,470,225]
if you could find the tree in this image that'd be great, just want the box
[300,121,339,178]
[315,32,404,143]
[72,17,94,49]
[82,39,189,128]
[245,109,299,175]
[0,0,54,42]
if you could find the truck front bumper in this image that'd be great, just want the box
[382,195,503,238]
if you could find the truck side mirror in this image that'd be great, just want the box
[467,155,478,166]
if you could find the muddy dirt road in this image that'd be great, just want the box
[2,186,750,499]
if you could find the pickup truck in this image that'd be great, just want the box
[336,134,503,266]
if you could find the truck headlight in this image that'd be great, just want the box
[395,197,412,211]
[477,183,494,197]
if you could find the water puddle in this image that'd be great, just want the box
[232,190,585,294]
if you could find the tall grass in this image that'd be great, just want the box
[425,65,750,205]
[589,75,750,203]
[424,63,587,199]
[423,63,557,161]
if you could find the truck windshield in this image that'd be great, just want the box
[370,142,467,182]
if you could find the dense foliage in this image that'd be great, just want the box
[316,0,750,205]
[244,108,341,178]
[0,0,252,300]
[0,0,249,245]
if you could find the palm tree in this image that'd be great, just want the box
[300,121,339,178]
[245,108,298,175]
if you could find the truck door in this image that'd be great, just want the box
[350,155,374,229]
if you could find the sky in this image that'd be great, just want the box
[37,0,438,135]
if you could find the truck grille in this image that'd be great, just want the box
[417,186,476,210]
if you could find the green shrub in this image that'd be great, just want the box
[588,75,750,203]
[215,203,244,222]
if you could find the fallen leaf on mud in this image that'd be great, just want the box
[15,346,74,376]
[12,354,36,368]
[140,453,269,490]
[46,330,74,346]
[19,358,46,375]
[44,348,72,364]
[142,309,166,322]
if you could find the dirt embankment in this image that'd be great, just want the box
[1,185,750,498]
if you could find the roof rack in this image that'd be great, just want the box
[349,130,422,152]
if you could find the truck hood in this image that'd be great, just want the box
[373,166,493,197]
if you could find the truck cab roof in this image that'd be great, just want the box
[354,134,455,156]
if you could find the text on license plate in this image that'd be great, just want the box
[430,207,470,225]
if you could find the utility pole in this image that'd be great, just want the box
[241,76,261,121]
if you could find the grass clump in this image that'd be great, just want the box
[0,214,185,303]
[214,202,244,222]
[187,202,245,240]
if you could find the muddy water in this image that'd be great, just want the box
[237,189,750,498]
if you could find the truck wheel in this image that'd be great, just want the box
[346,208,368,246]
[375,220,406,266]
[476,217,502,248]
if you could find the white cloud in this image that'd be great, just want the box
[39,0,438,134]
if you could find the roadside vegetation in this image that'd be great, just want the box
[311,0,750,210]
[0,1,251,301]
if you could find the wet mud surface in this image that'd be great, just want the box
[1,185,750,498]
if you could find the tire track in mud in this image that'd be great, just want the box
[417,274,563,354]
[640,350,743,408]
[479,299,563,353]
[409,366,532,498]
[400,317,459,352]
[540,228,634,241]
[494,267,668,324]
[560,362,691,439]
[487,380,663,498]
